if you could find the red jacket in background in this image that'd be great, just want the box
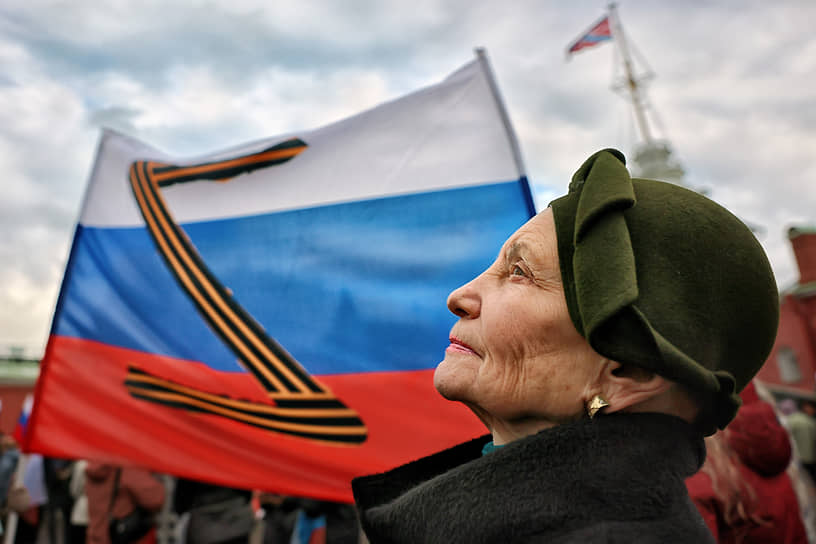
[687,397,807,543]
[84,462,165,544]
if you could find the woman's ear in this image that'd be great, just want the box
[598,360,672,414]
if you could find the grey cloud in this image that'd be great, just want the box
[0,2,456,92]
[87,105,141,134]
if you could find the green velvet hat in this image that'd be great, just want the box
[549,149,779,435]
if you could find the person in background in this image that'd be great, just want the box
[774,396,816,543]
[785,399,816,483]
[85,463,165,544]
[43,458,73,544]
[172,478,253,544]
[687,381,807,543]
[256,493,296,544]
[68,460,88,544]
[0,432,21,538]
[0,433,20,513]
[15,453,48,543]
[258,495,359,544]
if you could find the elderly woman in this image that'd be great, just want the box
[351,149,780,543]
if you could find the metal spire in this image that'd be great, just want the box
[606,3,686,187]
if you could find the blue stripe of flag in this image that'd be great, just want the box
[55,180,530,375]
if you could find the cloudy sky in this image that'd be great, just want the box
[1,0,813,358]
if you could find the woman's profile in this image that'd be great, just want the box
[352,149,780,543]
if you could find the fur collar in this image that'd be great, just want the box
[353,413,706,543]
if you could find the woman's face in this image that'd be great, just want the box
[434,209,604,430]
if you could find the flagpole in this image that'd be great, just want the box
[474,47,528,180]
[607,3,653,145]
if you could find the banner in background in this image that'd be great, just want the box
[26,54,534,502]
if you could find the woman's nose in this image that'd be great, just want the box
[447,277,481,318]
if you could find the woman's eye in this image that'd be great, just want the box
[511,264,527,277]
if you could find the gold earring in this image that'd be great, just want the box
[587,395,609,418]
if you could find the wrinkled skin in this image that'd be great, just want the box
[434,209,606,443]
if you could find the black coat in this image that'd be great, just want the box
[353,412,715,543]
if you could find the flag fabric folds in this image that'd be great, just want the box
[567,15,613,56]
[26,56,534,502]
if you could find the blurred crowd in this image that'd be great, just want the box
[0,442,361,544]
[685,380,816,543]
[3,378,816,543]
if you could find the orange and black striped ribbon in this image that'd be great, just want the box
[124,367,365,444]
[126,138,367,444]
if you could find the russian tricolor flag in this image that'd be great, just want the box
[12,393,33,444]
[26,53,534,501]
[567,15,613,56]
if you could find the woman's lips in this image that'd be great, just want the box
[446,336,477,355]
